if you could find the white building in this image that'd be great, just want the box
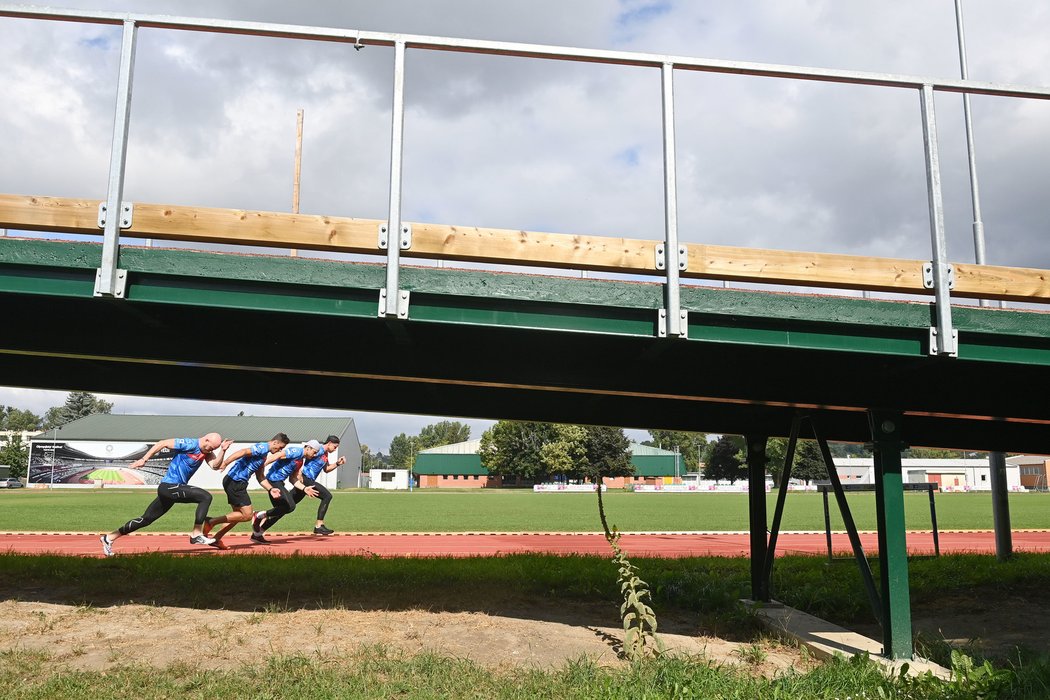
[28,415,361,490]
[368,468,411,490]
[832,457,1022,491]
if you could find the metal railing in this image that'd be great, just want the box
[3,4,1050,354]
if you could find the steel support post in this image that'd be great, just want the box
[989,451,1013,561]
[762,414,801,592]
[869,410,913,660]
[919,85,957,357]
[95,19,137,298]
[380,39,409,319]
[813,426,882,623]
[928,486,941,557]
[746,434,769,602]
[658,62,686,338]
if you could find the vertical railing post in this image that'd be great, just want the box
[658,61,686,338]
[746,434,769,602]
[870,410,913,660]
[379,39,410,319]
[919,84,957,357]
[95,19,138,299]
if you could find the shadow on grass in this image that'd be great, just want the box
[0,552,769,642]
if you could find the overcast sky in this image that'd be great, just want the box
[1,1,1048,451]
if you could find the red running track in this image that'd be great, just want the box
[2,530,1050,558]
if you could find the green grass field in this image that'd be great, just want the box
[84,469,127,483]
[0,488,1048,533]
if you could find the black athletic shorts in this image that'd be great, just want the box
[224,475,252,508]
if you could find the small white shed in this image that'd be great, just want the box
[369,468,410,490]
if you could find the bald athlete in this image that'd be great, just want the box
[100,433,233,556]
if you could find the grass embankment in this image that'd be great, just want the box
[2,489,1049,532]
[1,552,1050,697]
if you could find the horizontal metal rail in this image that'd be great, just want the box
[3,5,1050,100]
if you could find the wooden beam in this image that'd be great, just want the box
[1,193,1048,303]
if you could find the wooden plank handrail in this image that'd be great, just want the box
[2,193,1048,303]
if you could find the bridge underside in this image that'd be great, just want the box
[2,237,1048,453]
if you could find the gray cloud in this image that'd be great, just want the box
[2,1,1048,440]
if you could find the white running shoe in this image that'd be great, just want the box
[100,534,114,557]
[189,534,216,546]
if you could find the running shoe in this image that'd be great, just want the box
[313,526,334,535]
[209,538,229,550]
[189,534,216,546]
[250,532,267,544]
[100,534,114,557]
[251,511,266,534]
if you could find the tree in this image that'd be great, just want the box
[0,434,28,479]
[704,435,745,483]
[3,408,42,432]
[581,426,633,481]
[644,429,707,472]
[42,391,113,428]
[791,440,829,483]
[479,421,558,481]
[388,433,419,469]
[360,444,386,472]
[539,424,588,479]
[417,421,471,451]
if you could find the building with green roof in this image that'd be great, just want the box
[28,414,360,489]
[411,440,679,488]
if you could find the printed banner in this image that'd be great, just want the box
[28,440,167,486]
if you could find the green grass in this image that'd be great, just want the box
[0,648,944,700]
[83,470,126,483]
[1,552,1049,698]
[1,488,1048,533]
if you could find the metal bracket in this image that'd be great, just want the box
[929,327,959,357]
[657,308,689,338]
[97,202,134,229]
[378,288,410,319]
[922,262,954,290]
[655,244,687,271]
[378,223,412,250]
[93,268,127,298]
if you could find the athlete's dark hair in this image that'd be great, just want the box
[324,435,340,444]
[272,433,290,444]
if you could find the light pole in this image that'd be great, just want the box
[49,426,58,488]
[954,0,1011,560]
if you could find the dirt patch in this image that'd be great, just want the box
[0,599,808,676]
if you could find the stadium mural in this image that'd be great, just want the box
[28,441,167,486]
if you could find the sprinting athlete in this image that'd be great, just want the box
[250,440,322,543]
[202,433,289,548]
[297,434,345,535]
[100,433,233,556]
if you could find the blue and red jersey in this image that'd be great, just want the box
[226,442,271,483]
[160,437,209,484]
[301,452,330,480]
[265,446,305,484]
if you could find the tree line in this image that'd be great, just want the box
[0,391,115,478]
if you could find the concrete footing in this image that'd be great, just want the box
[745,600,951,680]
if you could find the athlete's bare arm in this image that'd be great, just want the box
[128,438,175,469]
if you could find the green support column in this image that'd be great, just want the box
[869,411,913,660]
[746,434,769,602]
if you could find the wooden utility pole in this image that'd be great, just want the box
[290,108,304,257]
